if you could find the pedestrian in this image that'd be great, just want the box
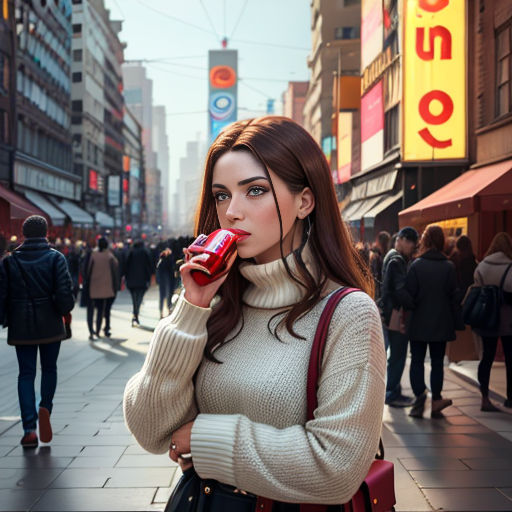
[125,239,153,326]
[86,237,119,340]
[123,116,386,508]
[0,215,74,447]
[473,232,512,411]
[66,241,81,298]
[370,231,391,301]
[156,244,176,318]
[450,235,478,298]
[406,225,462,418]
[379,226,417,407]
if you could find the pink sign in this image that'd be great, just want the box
[361,80,384,143]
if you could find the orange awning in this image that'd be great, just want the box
[399,159,512,226]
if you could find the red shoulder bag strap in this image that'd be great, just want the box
[256,287,359,512]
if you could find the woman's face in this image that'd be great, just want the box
[211,150,314,264]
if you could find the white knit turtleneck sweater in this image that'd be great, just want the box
[123,248,386,505]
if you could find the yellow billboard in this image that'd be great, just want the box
[403,0,466,161]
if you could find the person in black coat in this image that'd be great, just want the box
[125,240,153,326]
[0,216,74,448]
[156,244,176,318]
[406,225,462,419]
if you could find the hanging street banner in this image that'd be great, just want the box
[403,0,467,161]
[208,49,238,144]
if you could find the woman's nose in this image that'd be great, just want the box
[225,195,245,222]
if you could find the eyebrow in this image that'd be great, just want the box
[212,176,269,189]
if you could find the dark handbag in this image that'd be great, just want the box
[463,264,512,329]
[165,287,395,512]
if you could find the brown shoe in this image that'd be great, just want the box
[431,398,453,418]
[38,407,53,443]
[21,431,38,448]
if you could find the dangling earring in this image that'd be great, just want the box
[306,215,312,237]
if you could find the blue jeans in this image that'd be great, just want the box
[15,342,61,432]
[386,330,409,401]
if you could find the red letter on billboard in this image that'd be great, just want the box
[418,128,452,148]
[418,90,454,124]
[418,0,449,13]
[416,26,452,60]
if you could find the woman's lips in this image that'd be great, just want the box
[228,228,251,241]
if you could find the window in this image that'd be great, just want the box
[384,105,399,153]
[73,49,82,61]
[334,26,360,40]
[0,110,8,143]
[72,100,82,111]
[72,0,82,4]
[72,23,81,34]
[496,23,511,117]
[72,72,82,82]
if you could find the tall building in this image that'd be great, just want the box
[282,81,308,127]
[123,105,145,234]
[12,0,83,236]
[123,62,162,231]
[152,105,169,228]
[176,135,205,234]
[303,0,361,149]
[71,0,125,232]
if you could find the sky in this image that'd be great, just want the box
[104,0,312,195]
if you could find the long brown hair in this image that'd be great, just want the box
[485,232,512,259]
[419,225,445,255]
[195,116,373,362]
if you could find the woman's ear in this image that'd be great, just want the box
[297,187,315,220]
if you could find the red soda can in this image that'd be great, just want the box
[188,229,249,286]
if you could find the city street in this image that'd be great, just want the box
[0,287,510,511]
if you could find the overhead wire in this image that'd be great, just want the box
[134,0,217,37]
[199,0,220,41]
[229,0,249,39]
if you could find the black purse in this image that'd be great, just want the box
[164,467,256,512]
[463,263,512,329]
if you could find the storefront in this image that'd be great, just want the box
[398,159,512,259]
[49,198,94,243]
[0,183,48,239]
[399,160,512,363]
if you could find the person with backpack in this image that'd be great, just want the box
[379,227,417,407]
[0,216,74,447]
[472,232,512,412]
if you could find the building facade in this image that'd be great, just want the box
[282,81,308,127]
[123,105,145,235]
[71,0,125,232]
[123,62,162,231]
[13,0,82,232]
[152,105,169,228]
[303,0,361,151]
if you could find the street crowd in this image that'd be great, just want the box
[0,214,511,452]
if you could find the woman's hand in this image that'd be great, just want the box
[169,420,195,472]
[180,247,236,308]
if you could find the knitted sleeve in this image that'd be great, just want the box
[190,293,387,504]
[123,293,212,454]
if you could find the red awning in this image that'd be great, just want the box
[0,183,48,237]
[399,159,512,226]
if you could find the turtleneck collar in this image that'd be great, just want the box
[239,242,322,309]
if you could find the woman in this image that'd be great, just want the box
[450,235,478,299]
[87,237,119,339]
[406,225,461,419]
[156,245,175,318]
[125,240,153,326]
[123,117,386,507]
[474,232,512,411]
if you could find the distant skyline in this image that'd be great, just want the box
[104,0,311,199]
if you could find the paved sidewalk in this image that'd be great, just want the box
[0,288,511,511]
